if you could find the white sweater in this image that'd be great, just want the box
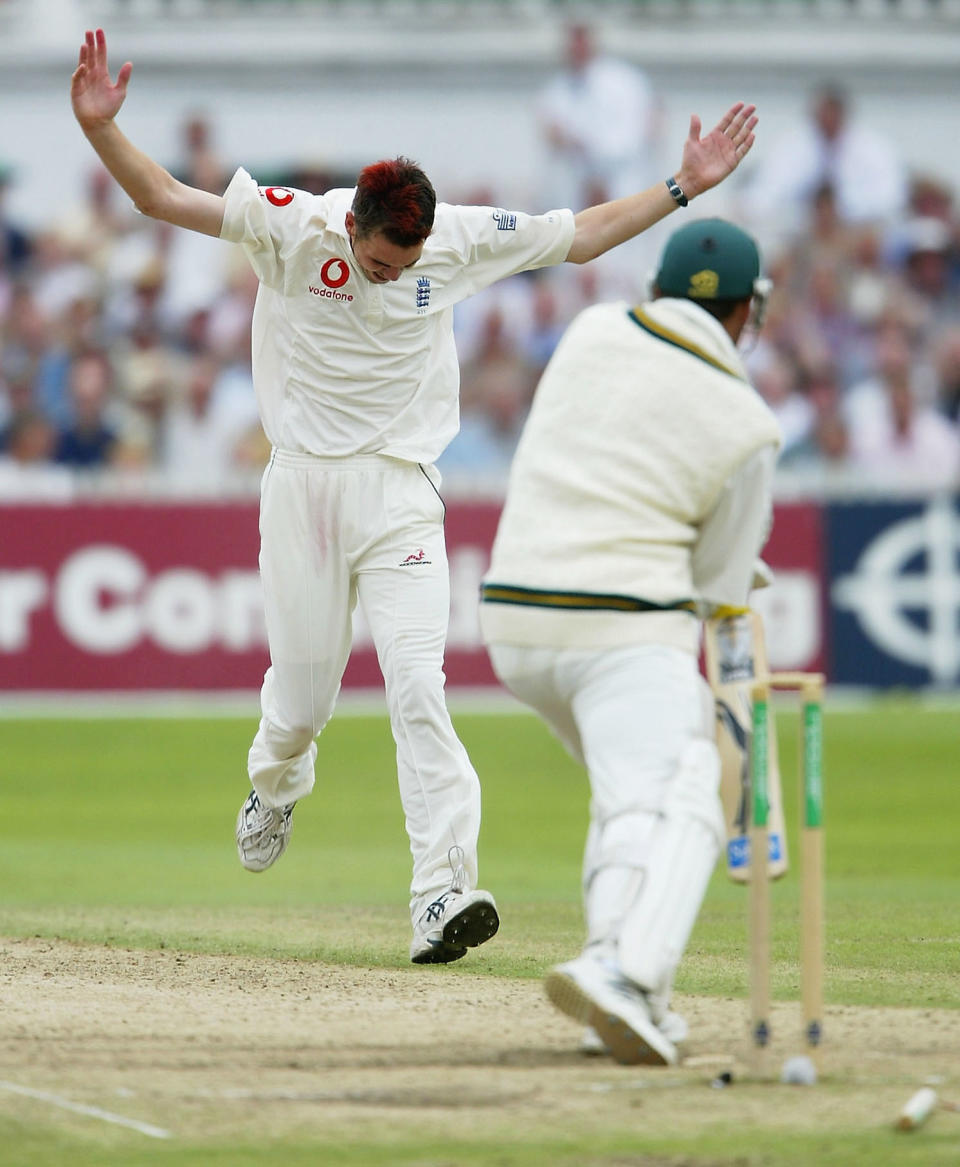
[480,298,782,653]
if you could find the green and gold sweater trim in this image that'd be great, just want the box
[628,306,746,381]
[481,583,696,614]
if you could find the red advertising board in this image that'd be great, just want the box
[752,500,826,675]
[0,502,266,691]
[0,500,824,692]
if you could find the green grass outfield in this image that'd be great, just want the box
[1,696,959,1165]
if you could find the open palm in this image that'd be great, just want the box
[71,28,132,129]
[681,103,758,196]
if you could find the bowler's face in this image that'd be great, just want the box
[346,214,424,283]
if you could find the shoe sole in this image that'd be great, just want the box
[410,895,500,965]
[544,969,674,1067]
[444,897,499,949]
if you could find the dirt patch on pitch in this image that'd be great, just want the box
[1,936,958,1158]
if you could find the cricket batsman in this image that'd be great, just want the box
[481,219,782,1062]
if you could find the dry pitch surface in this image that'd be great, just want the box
[2,937,959,1157]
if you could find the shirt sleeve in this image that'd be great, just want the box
[449,204,576,300]
[692,444,778,611]
[219,167,326,292]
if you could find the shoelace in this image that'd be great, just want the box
[420,845,470,927]
[447,844,467,895]
[245,800,288,844]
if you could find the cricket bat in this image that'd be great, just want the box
[704,609,789,882]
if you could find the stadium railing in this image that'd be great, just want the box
[4,0,960,24]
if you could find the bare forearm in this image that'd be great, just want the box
[566,182,677,264]
[565,101,757,265]
[82,119,224,237]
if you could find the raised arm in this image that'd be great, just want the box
[71,28,225,238]
[565,102,757,265]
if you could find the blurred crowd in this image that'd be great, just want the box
[442,32,960,495]
[0,113,267,496]
[2,26,959,496]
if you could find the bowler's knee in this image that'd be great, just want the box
[262,717,316,760]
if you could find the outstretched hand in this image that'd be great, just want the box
[677,103,758,199]
[71,28,132,130]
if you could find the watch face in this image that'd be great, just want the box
[666,178,688,207]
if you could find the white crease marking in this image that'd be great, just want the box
[0,1079,172,1139]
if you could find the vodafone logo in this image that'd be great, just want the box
[264,186,294,207]
[320,258,350,289]
[309,258,354,302]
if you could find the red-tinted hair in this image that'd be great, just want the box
[351,157,436,247]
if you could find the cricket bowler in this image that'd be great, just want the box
[72,27,757,965]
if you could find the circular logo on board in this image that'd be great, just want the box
[832,498,960,682]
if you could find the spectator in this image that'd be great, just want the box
[437,341,533,480]
[51,164,135,278]
[112,322,185,462]
[845,324,960,490]
[107,253,170,343]
[0,370,36,448]
[909,173,955,224]
[155,216,233,334]
[800,256,868,387]
[159,351,261,484]
[537,22,665,285]
[0,286,52,400]
[538,22,660,212]
[205,253,258,363]
[0,407,73,499]
[932,326,960,422]
[54,349,118,467]
[894,216,960,347]
[749,346,813,458]
[31,294,105,431]
[741,84,907,246]
[29,227,99,322]
[846,224,903,334]
[779,364,850,473]
[453,276,538,369]
[2,408,55,464]
[521,272,568,376]
[0,162,32,276]
[174,111,228,195]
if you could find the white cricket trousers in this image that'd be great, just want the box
[487,641,718,961]
[248,450,482,922]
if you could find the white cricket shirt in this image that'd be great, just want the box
[219,168,575,462]
[480,299,782,654]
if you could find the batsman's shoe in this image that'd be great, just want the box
[235,790,295,872]
[653,1005,690,1046]
[410,888,500,965]
[579,1007,689,1057]
[545,956,678,1067]
[579,1026,608,1057]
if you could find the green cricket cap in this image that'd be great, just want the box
[655,218,760,301]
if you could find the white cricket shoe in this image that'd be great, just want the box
[410,887,500,965]
[654,1005,690,1046]
[235,790,295,872]
[579,1007,689,1056]
[545,955,678,1066]
[579,1026,609,1056]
